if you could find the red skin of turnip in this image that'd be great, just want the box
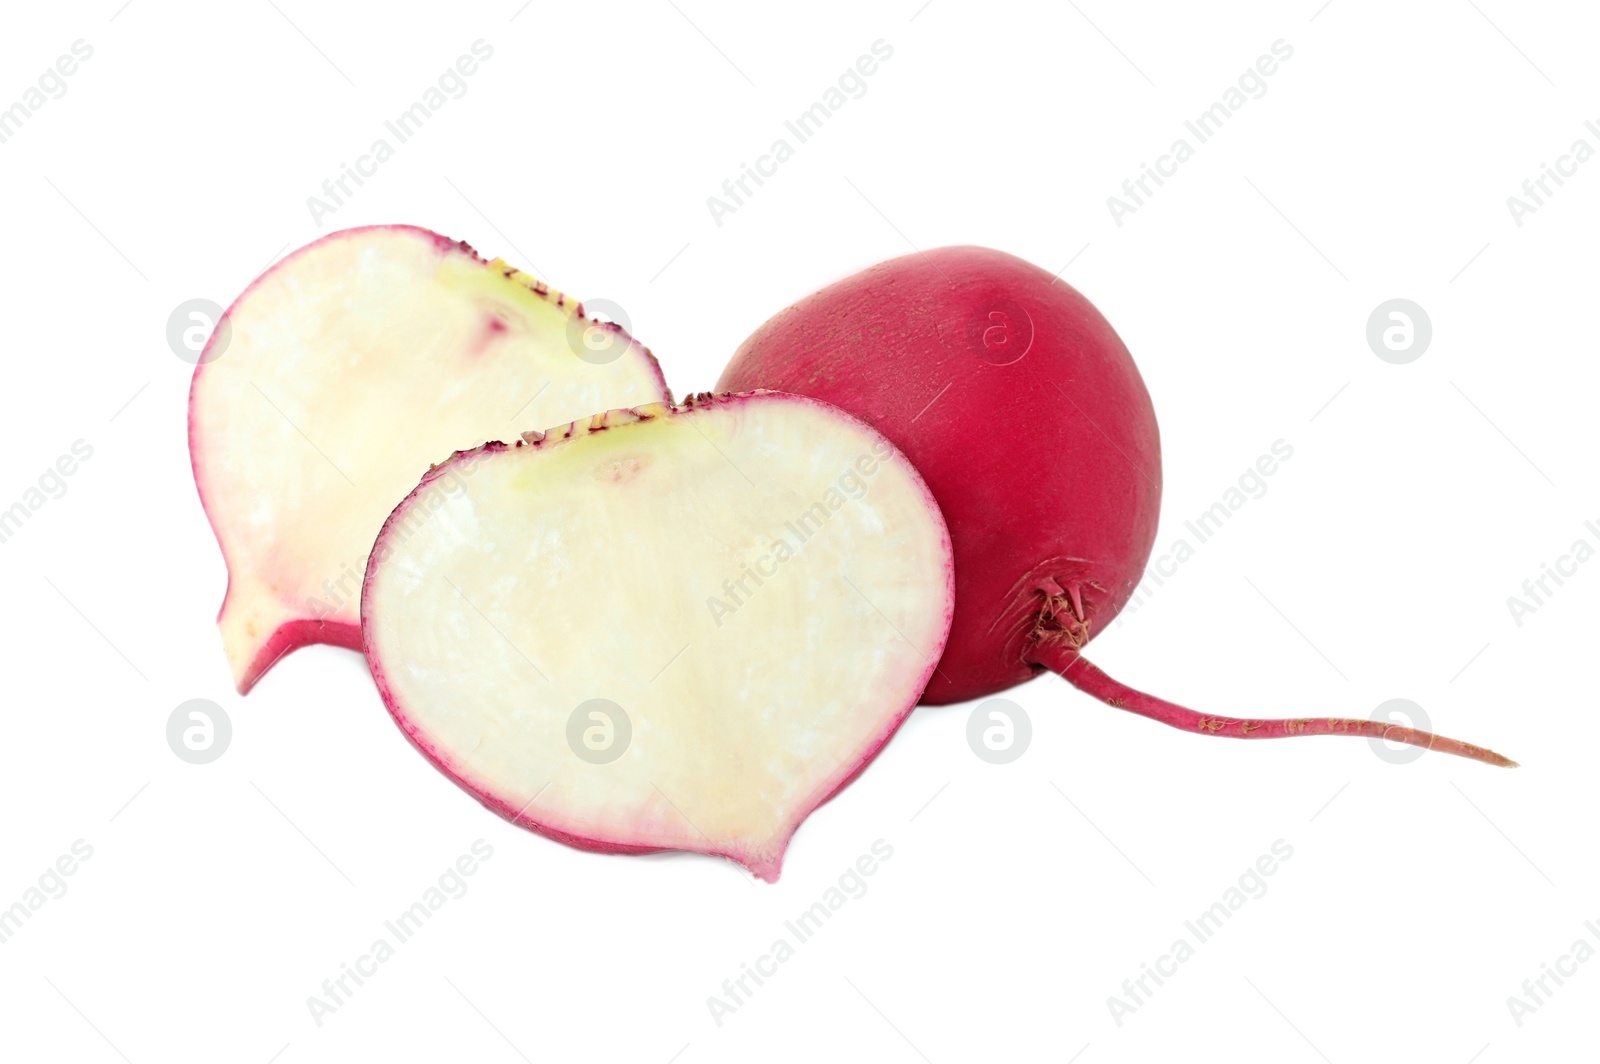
[719,246,1514,767]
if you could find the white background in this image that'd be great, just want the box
[1,1,1595,1061]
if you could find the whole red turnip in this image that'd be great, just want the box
[718,246,1512,767]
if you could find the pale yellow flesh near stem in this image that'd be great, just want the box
[363,397,953,880]
[191,227,668,690]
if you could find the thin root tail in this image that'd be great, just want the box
[1030,644,1517,768]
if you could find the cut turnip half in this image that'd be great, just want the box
[361,392,954,881]
[189,224,670,693]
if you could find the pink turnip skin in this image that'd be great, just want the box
[718,246,1515,767]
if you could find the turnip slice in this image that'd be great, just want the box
[189,225,670,693]
[361,392,954,881]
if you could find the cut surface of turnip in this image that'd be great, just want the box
[362,392,954,881]
[189,224,670,693]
